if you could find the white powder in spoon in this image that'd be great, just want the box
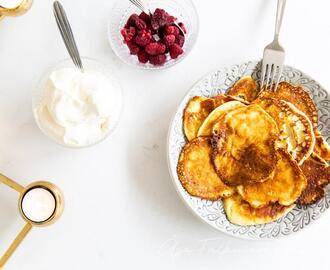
[0,0,24,9]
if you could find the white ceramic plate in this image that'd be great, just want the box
[167,61,330,240]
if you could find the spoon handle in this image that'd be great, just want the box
[129,0,151,15]
[0,223,32,268]
[53,1,83,71]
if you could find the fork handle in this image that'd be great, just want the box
[274,0,286,40]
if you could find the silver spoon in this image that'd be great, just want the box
[53,1,84,71]
[129,0,186,36]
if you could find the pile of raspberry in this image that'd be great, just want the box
[120,8,187,66]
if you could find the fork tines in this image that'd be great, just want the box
[260,45,285,92]
[260,61,283,92]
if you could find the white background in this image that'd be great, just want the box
[0,0,330,269]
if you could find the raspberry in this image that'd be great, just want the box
[128,14,146,30]
[137,50,149,63]
[135,17,147,30]
[122,8,185,66]
[120,27,136,42]
[169,44,183,59]
[163,34,176,47]
[127,40,140,55]
[151,8,176,31]
[145,42,166,55]
[176,35,185,47]
[149,54,166,66]
[135,30,153,47]
[127,14,139,26]
[164,25,179,36]
[139,12,151,24]
[178,22,187,34]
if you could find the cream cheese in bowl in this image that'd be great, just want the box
[34,58,122,148]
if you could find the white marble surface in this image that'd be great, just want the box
[0,0,330,269]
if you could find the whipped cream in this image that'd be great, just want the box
[35,67,121,147]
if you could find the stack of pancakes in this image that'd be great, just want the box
[177,77,330,226]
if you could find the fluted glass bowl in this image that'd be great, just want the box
[108,0,199,70]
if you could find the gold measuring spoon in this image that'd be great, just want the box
[0,175,64,268]
[0,0,33,20]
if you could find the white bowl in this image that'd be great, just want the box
[33,58,123,148]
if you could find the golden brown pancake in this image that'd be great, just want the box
[256,98,315,165]
[183,95,234,141]
[297,153,330,205]
[197,101,246,137]
[183,96,214,141]
[237,149,307,208]
[177,137,234,200]
[178,78,328,226]
[223,194,294,226]
[227,76,259,102]
[314,130,330,161]
[212,104,279,186]
[213,94,237,107]
[256,82,318,130]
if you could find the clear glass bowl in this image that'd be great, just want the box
[32,58,123,148]
[108,0,199,70]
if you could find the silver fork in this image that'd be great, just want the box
[53,1,84,71]
[128,0,185,36]
[260,0,286,92]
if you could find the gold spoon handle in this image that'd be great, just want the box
[0,174,24,193]
[0,175,28,268]
[0,223,32,268]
